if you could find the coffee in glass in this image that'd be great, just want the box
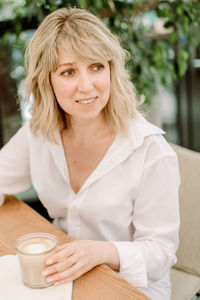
[15,232,58,288]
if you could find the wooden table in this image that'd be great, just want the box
[0,195,150,300]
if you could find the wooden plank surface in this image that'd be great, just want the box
[0,195,150,300]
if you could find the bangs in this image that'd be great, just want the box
[56,20,113,63]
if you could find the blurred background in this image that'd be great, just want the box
[0,0,200,211]
[0,0,200,150]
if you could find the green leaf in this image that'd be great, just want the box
[77,0,89,8]
[176,5,183,16]
[180,48,189,61]
[181,16,189,34]
[1,32,10,45]
[170,31,178,44]
[177,58,187,77]
[157,4,170,18]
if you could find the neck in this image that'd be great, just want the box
[65,113,112,141]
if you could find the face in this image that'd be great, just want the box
[50,47,110,123]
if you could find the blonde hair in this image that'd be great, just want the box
[23,7,138,142]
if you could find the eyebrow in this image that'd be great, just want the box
[57,62,76,68]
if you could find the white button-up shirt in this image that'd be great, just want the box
[0,115,180,300]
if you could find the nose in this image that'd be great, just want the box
[77,70,94,93]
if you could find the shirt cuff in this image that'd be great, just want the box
[0,194,5,206]
[110,241,148,288]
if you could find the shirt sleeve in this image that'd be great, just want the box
[111,153,180,288]
[0,122,32,205]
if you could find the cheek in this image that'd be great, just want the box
[53,80,74,100]
[98,74,110,96]
[104,81,111,100]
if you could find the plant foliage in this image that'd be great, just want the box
[0,0,199,103]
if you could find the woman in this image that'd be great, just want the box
[0,8,180,300]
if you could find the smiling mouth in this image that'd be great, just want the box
[76,97,97,104]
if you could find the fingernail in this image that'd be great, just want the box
[46,259,54,265]
[46,277,54,283]
[54,282,60,286]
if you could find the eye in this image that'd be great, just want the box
[61,69,75,76]
[92,64,104,71]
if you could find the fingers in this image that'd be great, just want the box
[57,243,68,250]
[43,250,90,285]
[54,267,85,285]
[46,261,88,286]
[42,240,102,286]
[43,252,78,275]
[46,243,73,265]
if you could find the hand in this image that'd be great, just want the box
[42,240,119,286]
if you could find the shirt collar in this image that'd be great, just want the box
[47,113,165,193]
[81,114,165,191]
[127,113,165,151]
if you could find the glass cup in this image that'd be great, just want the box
[15,232,58,288]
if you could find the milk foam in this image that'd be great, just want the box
[24,243,47,254]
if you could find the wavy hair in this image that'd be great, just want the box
[23,7,139,142]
